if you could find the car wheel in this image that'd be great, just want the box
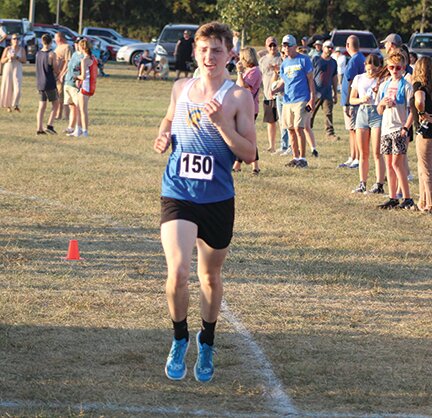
[131,50,143,67]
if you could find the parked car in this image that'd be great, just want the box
[91,35,121,60]
[328,29,382,59]
[116,42,156,66]
[33,23,78,44]
[407,33,432,59]
[154,23,199,68]
[82,27,140,45]
[0,18,37,62]
[33,27,58,50]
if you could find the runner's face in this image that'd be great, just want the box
[195,38,229,77]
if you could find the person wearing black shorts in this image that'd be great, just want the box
[35,34,59,135]
[154,22,256,383]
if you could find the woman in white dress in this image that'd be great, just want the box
[0,34,26,112]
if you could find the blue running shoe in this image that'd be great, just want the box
[165,337,189,380]
[194,331,215,383]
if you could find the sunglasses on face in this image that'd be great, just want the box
[268,43,277,48]
[388,65,402,71]
[12,37,19,40]
[325,46,333,49]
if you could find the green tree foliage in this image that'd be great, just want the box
[216,0,279,46]
[1,0,430,45]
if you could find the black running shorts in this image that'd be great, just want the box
[160,197,235,249]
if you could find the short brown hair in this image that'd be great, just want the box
[41,33,52,46]
[194,21,233,52]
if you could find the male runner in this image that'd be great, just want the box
[154,21,256,382]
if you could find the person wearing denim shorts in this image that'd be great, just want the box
[376,51,414,210]
[349,54,385,194]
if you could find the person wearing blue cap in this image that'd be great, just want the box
[271,34,315,168]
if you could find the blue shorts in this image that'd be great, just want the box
[355,105,382,129]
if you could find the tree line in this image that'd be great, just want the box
[1,0,430,44]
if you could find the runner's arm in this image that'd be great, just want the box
[154,80,184,153]
[204,87,256,163]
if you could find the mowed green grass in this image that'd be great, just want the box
[0,63,431,417]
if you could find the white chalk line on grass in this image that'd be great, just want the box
[1,187,430,418]
[221,300,298,416]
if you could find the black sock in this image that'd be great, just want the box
[200,319,216,346]
[172,318,188,341]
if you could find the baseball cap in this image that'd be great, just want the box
[381,33,402,46]
[74,36,85,43]
[282,34,297,47]
[334,47,341,52]
[314,39,323,46]
[302,36,308,41]
[323,40,334,48]
[265,36,277,46]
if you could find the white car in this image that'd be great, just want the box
[116,42,156,66]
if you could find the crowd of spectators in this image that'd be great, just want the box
[1,26,431,213]
[255,31,431,213]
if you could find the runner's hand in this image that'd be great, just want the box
[154,132,171,153]
[203,99,225,128]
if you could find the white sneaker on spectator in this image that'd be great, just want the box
[280,147,292,156]
[337,157,353,168]
[73,129,82,137]
[349,159,359,169]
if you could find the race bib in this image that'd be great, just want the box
[179,152,214,180]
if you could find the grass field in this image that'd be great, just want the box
[0,62,431,418]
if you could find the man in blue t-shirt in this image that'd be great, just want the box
[338,35,365,168]
[271,34,315,168]
[311,40,338,140]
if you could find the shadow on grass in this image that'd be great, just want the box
[0,324,430,416]
[0,324,271,417]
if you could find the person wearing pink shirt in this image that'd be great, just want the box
[233,47,262,174]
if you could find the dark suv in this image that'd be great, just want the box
[329,29,382,59]
[0,18,37,62]
[154,23,199,68]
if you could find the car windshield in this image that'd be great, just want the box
[333,33,377,49]
[2,21,24,35]
[160,29,194,43]
[412,35,432,49]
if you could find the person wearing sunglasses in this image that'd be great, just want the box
[0,33,26,112]
[376,51,414,209]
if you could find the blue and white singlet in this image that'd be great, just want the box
[161,78,237,204]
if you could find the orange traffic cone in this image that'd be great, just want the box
[65,239,82,260]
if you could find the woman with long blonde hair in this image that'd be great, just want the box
[412,57,432,212]
[233,46,262,174]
